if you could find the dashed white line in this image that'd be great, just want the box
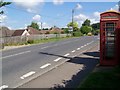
[40,63,51,69]
[71,50,76,53]
[0,85,8,90]
[81,46,84,48]
[2,51,31,59]
[64,53,70,56]
[77,48,80,50]
[20,71,35,79]
[54,57,62,62]
[84,44,87,47]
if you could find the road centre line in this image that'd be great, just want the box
[71,50,76,53]
[54,57,62,62]
[40,63,51,69]
[77,48,80,50]
[64,53,70,56]
[0,85,8,90]
[2,51,31,59]
[20,71,35,79]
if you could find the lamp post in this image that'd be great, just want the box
[72,9,74,34]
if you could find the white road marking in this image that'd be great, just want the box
[71,50,76,53]
[64,53,70,56]
[2,51,31,59]
[84,44,87,47]
[77,48,80,50]
[0,85,8,90]
[81,46,84,48]
[40,63,51,69]
[20,71,35,79]
[54,57,62,62]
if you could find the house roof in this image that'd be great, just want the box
[0,26,15,37]
[27,27,41,35]
[12,29,25,36]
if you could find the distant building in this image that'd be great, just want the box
[12,29,30,36]
[0,27,15,37]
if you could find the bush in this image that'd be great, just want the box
[73,31,83,37]
[27,40,34,44]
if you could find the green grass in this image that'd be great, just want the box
[4,36,74,46]
[78,66,120,89]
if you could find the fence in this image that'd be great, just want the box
[1,34,71,46]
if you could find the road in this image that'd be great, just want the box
[1,36,99,89]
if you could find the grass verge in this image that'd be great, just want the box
[4,36,75,46]
[78,66,120,89]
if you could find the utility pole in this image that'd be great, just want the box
[72,9,74,36]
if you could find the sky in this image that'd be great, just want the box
[0,0,120,30]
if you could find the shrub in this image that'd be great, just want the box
[27,40,34,44]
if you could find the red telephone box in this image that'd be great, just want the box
[100,10,120,66]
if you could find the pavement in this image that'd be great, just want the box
[1,36,99,89]
[17,40,99,89]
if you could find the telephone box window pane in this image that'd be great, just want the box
[105,23,115,59]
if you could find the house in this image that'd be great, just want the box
[49,27,64,34]
[0,26,15,37]
[27,27,41,35]
[12,29,30,36]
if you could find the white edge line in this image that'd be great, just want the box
[54,57,62,62]
[2,51,31,59]
[64,53,70,56]
[40,63,51,69]
[20,71,35,79]
[0,85,8,90]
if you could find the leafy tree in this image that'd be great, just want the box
[80,26,92,34]
[64,28,69,34]
[29,22,39,30]
[82,19,91,26]
[91,23,100,35]
[0,1,12,14]
[67,22,79,32]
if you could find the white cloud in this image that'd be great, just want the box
[93,11,100,20]
[32,15,41,21]
[38,22,51,29]
[76,3,82,9]
[110,4,119,11]
[13,0,44,13]
[0,15,7,23]
[53,0,64,5]
[74,14,88,21]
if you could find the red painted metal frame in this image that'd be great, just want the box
[100,11,120,66]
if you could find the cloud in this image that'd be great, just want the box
[93,11,100,20]
[0,15,7,23]
[53,0,64,5]
[13,0,44,13]
[110,4,119,11]
[32,15,41,21]
[76,3,82,9]
[74,14,88,21]
[38,22,51,29]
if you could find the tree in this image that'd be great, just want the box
[91,23,100,35]
[29,22,39,30]
[67,22,79,32]
[0,1,12,14]
[82,19,91,26]
[80,26,92,34]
